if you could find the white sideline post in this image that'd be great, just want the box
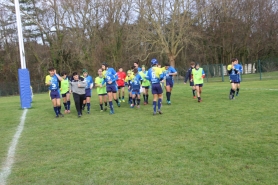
[14,0,32,108]
[14,0,26,69]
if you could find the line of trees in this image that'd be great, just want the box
[0,0,277,82]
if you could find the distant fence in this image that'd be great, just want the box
[0,81,48,97]
[177,59,278,83]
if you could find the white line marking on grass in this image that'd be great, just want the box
[0,109,28,185]
[243,88,278,91]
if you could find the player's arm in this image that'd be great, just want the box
[227,65,233,74]
[101,78,106,85]
[146,71,151,81]
[69,81,73,93]
[202,69,205,78]
[90,77,94,89]
[239,65,243,74]
[53,70,63,81]
[78,80,87,88]
[170,67,178,76]
[45,75,51,86]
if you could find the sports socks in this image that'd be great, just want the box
[146,95,149,103]
[53,107,58,116]
[57,106,61,114]
[122,96,124,100]
[137,98,140,105]
[100,103,103,110]
[143,95,146,102]
[192,90,196,96]
[67,101,70,110]
[166,92,171,101]
[133,98,136,105]
[115,99,119,104]
[230,89,235,98]
[63,102,67,110]
[158,98,162,110]
[87,103,90,111]
[152,101,157,112]
[104,102,108,106]
[109,101,113,110]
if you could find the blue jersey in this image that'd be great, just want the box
[137,67,142,72]
[228,69,238,81]
[131,73,142,90]
[147,67,163,84]
[84,75,93,89]
[104,68,118,86]
[234,64,243,81]
[48,75,59,91]
[164,66,177,81]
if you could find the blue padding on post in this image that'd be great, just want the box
[18,69,32,109]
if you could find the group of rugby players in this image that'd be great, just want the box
[45,58,241,118]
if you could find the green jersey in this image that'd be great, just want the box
[139,71,150,87]
[192,68,205,85]
[60,77,69,94]
[95,76,107,94]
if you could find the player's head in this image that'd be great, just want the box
[151,58,158,66]
[164,63,170,70]
[141,65,145,71]
[195,63,200,69]
[133,68,138,74]
[98,68,103,76]
[102,62,108,70]
[82,69,88,77]
[231,58,238,65]
[190,61,195,68]
[118,67,123,72]
[48,67,55,76]
[134,61,139,68]
[127,70,132,76]
[61,71,67,78]
[72,72,79,80]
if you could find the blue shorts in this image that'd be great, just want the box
[106,85,117,93]
[50,90,60,99]
[151,83,163,94]
[85,88,92,97]
[195,84,203,87]
[190,81,194,86]
[61,91,69,98]
[132,89,140,95]
[166,79,174,88]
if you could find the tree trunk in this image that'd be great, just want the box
[168,54,176,67]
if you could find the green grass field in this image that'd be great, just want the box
[0,79,278,184]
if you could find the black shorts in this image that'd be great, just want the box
[118,86,125,89]
[195,84,203,87]
[98,93,107,96]
[190,82,195,86]
[142,86,149,89]
[61,91,69,97]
